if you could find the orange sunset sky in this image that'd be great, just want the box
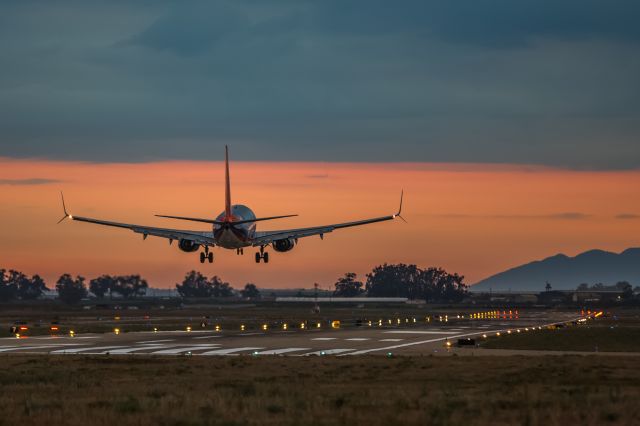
[1,157,639,290]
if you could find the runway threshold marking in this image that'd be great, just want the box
[200,347,264,355]
[150,345,220,355]
[50,345,129,354]
[96,345,169,354]
[302,349,354,356]
[254,348,310,355]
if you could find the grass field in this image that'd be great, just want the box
[0,355,639,426]
[482,317,640,352]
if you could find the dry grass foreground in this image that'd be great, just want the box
[0,355,639,426]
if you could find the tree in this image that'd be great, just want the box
[545,281,552,292]
[17,274,48,300]
[112,275,148,299]
[615,281,633,300]
[240,283,260,299]
[89,275,115,299]
[365,264,467,302]
[176,271,213,298]
[333,273,364,297]
[0,269,18,301]
[56,274,88,304]
[210,276,234,298]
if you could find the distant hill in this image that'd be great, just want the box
[472,248,640,292]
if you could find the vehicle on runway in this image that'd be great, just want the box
[58,147,404,264]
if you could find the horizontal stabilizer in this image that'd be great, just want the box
[155,214,298,226]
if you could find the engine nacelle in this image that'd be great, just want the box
[273,238,296,252]
[178,239,200,253]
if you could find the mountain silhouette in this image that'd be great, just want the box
[472,248,640,292]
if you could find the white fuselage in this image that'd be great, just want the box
[213,204,257,249]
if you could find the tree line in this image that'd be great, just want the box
[333,264,467,302]
[0,268,260,304]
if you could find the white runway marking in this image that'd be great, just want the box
[311,337,337,341]
[254,348,310,355]
[150,345,219,355]
[345,338,370,341]
[200,347,263,355]
[0,346,18,351]
[379,339,404,342]
[383,330,456,335]
[98,345,168,354]
[237,332,264,336]
[138,339,175,344]
[192,335,223,340]
[50,345,128,354]
[303,349,354,356]
[0,346,61,353]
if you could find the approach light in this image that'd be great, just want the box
[186,326,192,332]
[283,323,288,330]
[69,330,75,337]
[240,324,245,331]
[15,333,20,339]
[153,327,158,333]
[445,340,452,347]
[507,330,512,334]
[316,322,321,328]
[482,334,487,339]
[262,324,268,331]
[215,325,221,332]
[114,328,121,335]
[496,332,501,336]
[300,322,306,329]
[320,351,326,356]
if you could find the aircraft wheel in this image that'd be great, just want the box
[208,252,214,263]
[263,252,269,263]
[200,252,206,263]
[255,252,261,263]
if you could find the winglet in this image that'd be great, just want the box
[393,190,407,223]
[57,191,72,224]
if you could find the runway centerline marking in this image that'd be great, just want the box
[98,345,168,354]
[379,339,404,342]
[345,338,370,341]
[193,335,224,340]
[138,339,175,344]
[311,338,337,341]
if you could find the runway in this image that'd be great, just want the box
[0,310,580,356]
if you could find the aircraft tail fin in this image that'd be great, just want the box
[224,145,232,219]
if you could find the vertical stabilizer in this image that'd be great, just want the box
[224,145,232,219]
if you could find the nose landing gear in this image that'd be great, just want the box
[255,246,269,263]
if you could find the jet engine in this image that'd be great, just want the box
[178,239,200,253]
[273,238,296,252]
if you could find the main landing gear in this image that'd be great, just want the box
[199,247,214,264]
[255,246,269,264]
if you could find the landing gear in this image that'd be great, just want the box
[236,248,244,255]
[255,246,269,263]
[200,247,214,264]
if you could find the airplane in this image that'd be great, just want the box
[58,146,404,264]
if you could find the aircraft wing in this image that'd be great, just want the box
[67,215,216,246]
[251,192,404,246]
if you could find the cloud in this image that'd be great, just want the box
[0,1,639,168]
[0,178,60,186]
[616,213,640,219]
[431,212,591,220]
